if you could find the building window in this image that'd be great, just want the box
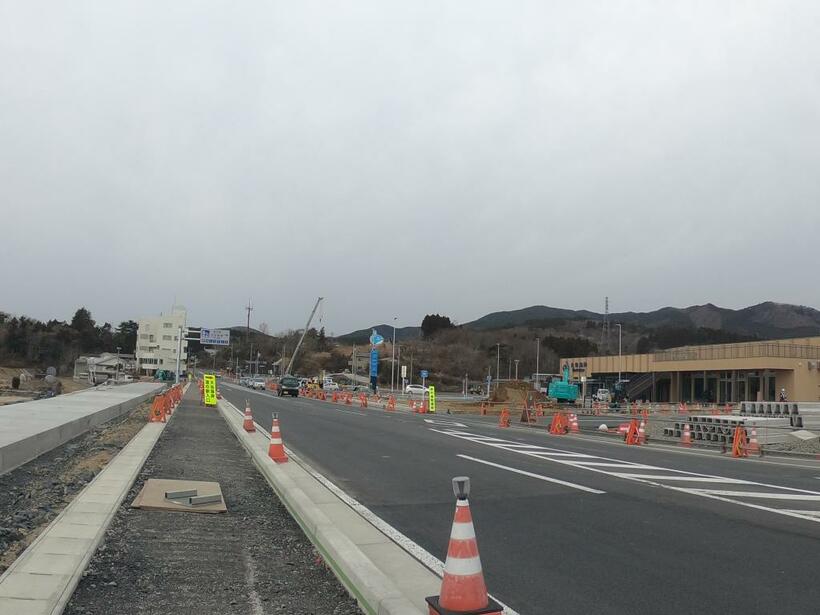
[163,335,172,341]
[163,322,172,328]
[140,334,148,340]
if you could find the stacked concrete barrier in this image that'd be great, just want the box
[663,415,790,445]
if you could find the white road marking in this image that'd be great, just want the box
[431,428,820,524]
[221,399,520,615]
[684,490,820,501]
[613,474,752,484]
[423,419,467,428]
[457,455,605,494]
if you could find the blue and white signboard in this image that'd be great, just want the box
[420,370,429,379]
[200,328,230,346]
[370,349,379,377]
[370,329,384,346]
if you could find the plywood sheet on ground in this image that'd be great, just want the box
[131,478,226,513]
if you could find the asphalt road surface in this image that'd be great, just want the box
[220,382,820,615]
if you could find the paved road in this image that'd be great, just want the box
[221,382,820,615]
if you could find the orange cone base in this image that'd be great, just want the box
[426,596,503,615]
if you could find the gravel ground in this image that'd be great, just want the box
[0,400,151,573]
[64,390,362,615]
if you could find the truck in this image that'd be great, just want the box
[547,364,579,403]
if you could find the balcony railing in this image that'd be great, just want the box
[653,342,820,362]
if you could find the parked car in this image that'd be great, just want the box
[323,380,340,391]
[252,377,266,390]
[279,376,300,397]
[593,389,611,403]
[405,384,429,396]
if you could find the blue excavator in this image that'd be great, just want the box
[547,364,579,403]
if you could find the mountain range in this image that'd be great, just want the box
[338,302,820,343]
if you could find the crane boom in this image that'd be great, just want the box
[285,297,323,375]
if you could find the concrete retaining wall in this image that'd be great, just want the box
[0,382,164,475]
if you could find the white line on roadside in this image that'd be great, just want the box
[683,490,820,501]
[613,474,752,484]
[220,399,521,615]
[457,455,605,494]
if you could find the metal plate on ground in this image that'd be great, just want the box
[131,479,226,513]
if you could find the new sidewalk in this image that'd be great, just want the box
[0,382,164,474]
[62,388,362,614]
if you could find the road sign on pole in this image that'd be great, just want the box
[200,328,230,346]
[401,365,407,378]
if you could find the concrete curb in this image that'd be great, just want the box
[0,383,187,615]
[218,399,436,615]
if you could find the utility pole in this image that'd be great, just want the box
[352,345,356,383]
[535,337,540,380]
[115,347,121,382]
[616,323,623,383]
[245,299,253,342]
[508,357,512,380]
[514,359,519,380]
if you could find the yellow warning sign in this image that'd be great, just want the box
[203,374,217,407]
[428,385,436,414]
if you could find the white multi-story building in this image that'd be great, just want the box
[135,307,188,376]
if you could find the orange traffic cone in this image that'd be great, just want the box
[243,401,255,432]
[268,414,288,463]
[680,422,692,447]
[637,419,646,444]
[748,426,761,456]
[732,426,748,458]
[426,477,502,615]
[569,413,580,433]
[149,395,166,423]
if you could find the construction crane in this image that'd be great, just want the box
[285,297,323,375]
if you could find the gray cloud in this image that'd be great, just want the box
[2,1,818,334]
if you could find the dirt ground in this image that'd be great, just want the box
[0,401,151,573]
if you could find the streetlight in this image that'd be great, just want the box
[390,317,397,392]
[496,343,500,388]
[514,359,520,380]
[616,323,623,383]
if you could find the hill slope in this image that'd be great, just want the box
[463,302,820,339]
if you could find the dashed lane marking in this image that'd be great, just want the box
[458,455,605,494]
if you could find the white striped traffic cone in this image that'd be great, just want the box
[426,477,502,615]
[268,414,288,463]
[243,401,255,432]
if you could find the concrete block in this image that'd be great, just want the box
[787,430,819,443]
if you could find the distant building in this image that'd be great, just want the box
[73,353,136,384]
[136,307,187,377]
[562,336,820,403]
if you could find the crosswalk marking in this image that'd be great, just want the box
[430,428,820,524]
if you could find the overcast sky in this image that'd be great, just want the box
[2,2,819,335]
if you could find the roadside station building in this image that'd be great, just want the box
[561,337,820,403]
